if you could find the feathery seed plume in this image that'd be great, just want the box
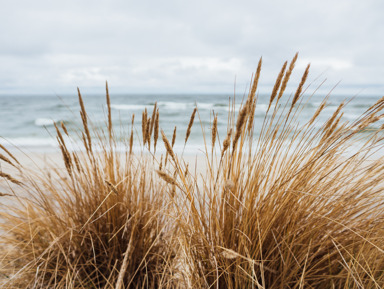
[185,107,197,144]
[78,88,92,152]
[172,126,177,148]
[248,57,262,103]
[129,114,135,155]
[247,98,257,134]
[292,63,310,108]
[154,109,159,152]
[0,144,20,165]
[54,123,72,175]
[232,105,249,151]
[0,154,16,168]
[221,129,232,157]
[142,109,147,145]
[308,100,327,126]
[106,81,112,140]
[146,116,151,149]
[150,102,157,136]
[156,170,176,186]
[72,152,81,172]
[0,172,22,185]
[212,113,218,150]
[159,155,163,171]
[277,53,298,102]
[269,61,288,109]
[162,130,176,163]
[61,121,69,136]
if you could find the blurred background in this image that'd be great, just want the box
[0,0,383,153]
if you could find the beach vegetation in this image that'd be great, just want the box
[1,54,384,288]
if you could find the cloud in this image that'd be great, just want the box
[0,0,383,94]
[298,58,353,71]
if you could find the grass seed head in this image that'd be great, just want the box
[156,170,176,186]
[162,130,176,163]
[221,129,232,157]
[292,63,310,108]
[0,171,22,185]
[0,144,20,165]
[277,53,298,102]
[232,105,248,151]
[142,109,148,145]
[269,61,287,109]
[172,126,177,148]
[185,107,197,144]
[212,114,218,150]
[154,109,159,152]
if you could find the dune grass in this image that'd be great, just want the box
[0,91,178,288]
[1,54,384,288]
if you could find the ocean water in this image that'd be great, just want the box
[0,93,382,154]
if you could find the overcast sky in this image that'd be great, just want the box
[1,0,383,95]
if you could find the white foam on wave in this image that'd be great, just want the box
[158,101,191,110]
[34,118,56,127]
[196,102,214,110]
[111,102,215,112]
[323,105,342,112]
[255,103,268,112]
[110,104,148,110]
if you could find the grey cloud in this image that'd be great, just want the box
[0,0,383,94]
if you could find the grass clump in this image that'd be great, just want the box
[174,55,384,288]
[0,89,177,288]
[1,54,384,288]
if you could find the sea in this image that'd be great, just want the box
[0,93,383,155]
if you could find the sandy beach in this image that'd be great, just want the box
[0,149,209,197]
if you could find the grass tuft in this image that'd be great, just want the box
[1,55,384,288]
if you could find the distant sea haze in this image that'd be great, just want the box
[0,93,382,154]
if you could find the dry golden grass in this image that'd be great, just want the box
[185,108,197,145]
[174,56,384,288]
[1,55,384,288]
[0,88,178,288]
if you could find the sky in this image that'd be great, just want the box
[0,0,383,95]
